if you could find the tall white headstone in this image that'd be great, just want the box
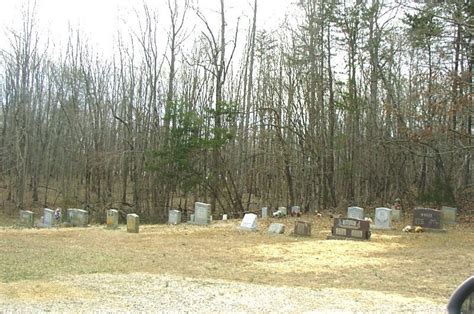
[240,213,257,231]
[43,208,54,228]
[347,206,364,220]
[194,202,211,225]
[374,207,392,229]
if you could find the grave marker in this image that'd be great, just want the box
[441,206,457,224]
[19,210,34,228]
[194,202,211,225]
[347,206,364,220]
[294,220,311,236]
[268,223,285,234]
[107,209,119,229]
[127,214,140,233]
[413,208,442,230]
[291,206,301,217]
[374,207,392,229]
[43,208,54,228]
[261,207,268,219]
[168,210,182,225]
[240,213,257,231]
[328,218,371,240]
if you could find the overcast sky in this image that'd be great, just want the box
[0,0,296,57]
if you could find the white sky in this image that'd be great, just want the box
[0,0,295,57]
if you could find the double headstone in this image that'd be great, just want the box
[347,206,364,220]
[168,210,182,225]
[240,213,257,231]
[43,208,54,228]
[127,214,140,233]
[413,208,443,230]
[193,202,211,225]
[261,207,268,219]
[329,218,371,240]
[294,220,311,236]
[107,209,119,229]
[441,206,457,225]
[267,223,285,234]
[374,207,392,229]
[19,210,34,228]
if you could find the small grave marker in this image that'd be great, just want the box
[43,208,54,228]
[294,220,311,236]
[168,210,182,225]
[19,210,34,228]
[413,208,443,230]
[194,202,211,225]
[441,206,457,224]
[267,223,285,234]
[107,209,119,229]
[240,213,257,231]
[374,207,392,229]
[347,206,364,220]
[127,214,140,233]
[261,207,268,219]
[291,206,301,217]
[328,218,371,240]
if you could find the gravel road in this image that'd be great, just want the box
[1,273,446,313]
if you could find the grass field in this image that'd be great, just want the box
[0,213,473,306]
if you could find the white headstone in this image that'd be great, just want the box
[127,214,140,233]
[347,206,364,220]
[43,208,54,227]
[291,206,301,216]
[278,207,287,216]
[222,214,228,221]
[267,223,285,234]
[168,210,182,225]
[107,209,119,229]
[374,207,392,229]
[261,207,268,219]
[194,202,211,225]
[240,213,257,231]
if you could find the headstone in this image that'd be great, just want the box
[374,207,392,229]
[222,214,228,221]
[127,214,140,233]
[278,207,288,216]
[66,208,88,227]
[189,214,195,222]
[291,206,301,217]
[347,206,364,220]
[261,207,268,219]
[194,202,211,225]
[294,220,311,236]
[267,223,285,234]
[391,209,401,221]
[328,218,371,240]
[43,208,54,228]
[413,208,442,229]
[107,209,119,229]
[240,213,257,231]
[19,210,34,228]
[168,210,182,225]
[441,206,457,224]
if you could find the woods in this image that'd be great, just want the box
[0,0,472,221]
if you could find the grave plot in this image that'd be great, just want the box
[327,218,371,240]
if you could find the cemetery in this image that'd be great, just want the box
[1,203,473,312]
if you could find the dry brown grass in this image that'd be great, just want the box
[1,214,473,304]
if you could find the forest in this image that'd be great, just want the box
[0,0,472,222]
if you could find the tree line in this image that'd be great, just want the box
[0,0,472,221]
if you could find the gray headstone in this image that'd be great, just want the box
[168,210,182,225]
[413,208,442,229]
[374,207,392,229]
[107,209,119,229]
[347,206,364,220]
[67,208,88,227]
[261,207,268,219]
[127,214,140,233]
[291,206,301,216]
[19,210,34,228]
[194,202,211,225]
[43,208,54,228]
[278,207,287,216]
[267,223,285,234]
[240,213,257,231]
[441,206,457,224]
[294,220,311,236]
